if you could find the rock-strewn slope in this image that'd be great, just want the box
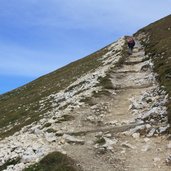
[134,14,171,124]
[0,37,171,171]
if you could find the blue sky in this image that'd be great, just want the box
[0,0,171,94]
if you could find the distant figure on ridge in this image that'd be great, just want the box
[126,36,135,55]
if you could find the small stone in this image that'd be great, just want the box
[144,138,150,143]
[137,120,144,124]
[45,132,57,142]
[94,144,99,149]
[63,134,84,145]
[132,133,140,139]
[95,132,103,137]
[7,164,14,169]
[153,157,161,163]
[121,142,135,149]
[166,155,171,165]
[121,149,126,154]
[147,128,156,137]
[167,142,171,149]
[61,151,67,155]
[121,120,130,124]
[129,125,146,134]
[59,139,65,145]
[105,133,112,138]
[87,116,95,122]
[145,124,151,129]
[97,147,107,154]
[141,144,150,152]
[106,120,119,125]
[159,126,169,134]
[102,137,117,150]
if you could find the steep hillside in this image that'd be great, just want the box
[134,14,171,124]
[0,42,122,139]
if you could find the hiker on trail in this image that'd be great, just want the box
[127,37,135,55]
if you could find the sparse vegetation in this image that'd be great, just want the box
[95,137,106,145]
[79,97,96,106]
[46,128,56,133]
[56,115,75,123]
[23,152,82,171]
[97,75,114,90]
[0,157,21,171]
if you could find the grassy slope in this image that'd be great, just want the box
[0,45,109,139]
[134,14,171,124]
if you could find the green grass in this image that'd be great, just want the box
[23,152,82,171]
[95,137,106,145]
[134,14,171,124]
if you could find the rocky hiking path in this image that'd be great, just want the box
[60,41,171,171]
[0,38,171,171]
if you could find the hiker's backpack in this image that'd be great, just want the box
[127,38,134,43]
[127,38,135,46]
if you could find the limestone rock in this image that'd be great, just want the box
[45,132,57,142]
[63,134,85,145]
[141,144,151,152]
[159,125,169,134]
[166,155,171,165]
[121,142,135,149]
[102,137,118,150]
[132,133,140,139]
[144,138,150,143]
[167,142,171,149]
[147,128,156,137]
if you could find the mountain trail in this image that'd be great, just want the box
[0,39,170,171]
[60,41,171,171]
